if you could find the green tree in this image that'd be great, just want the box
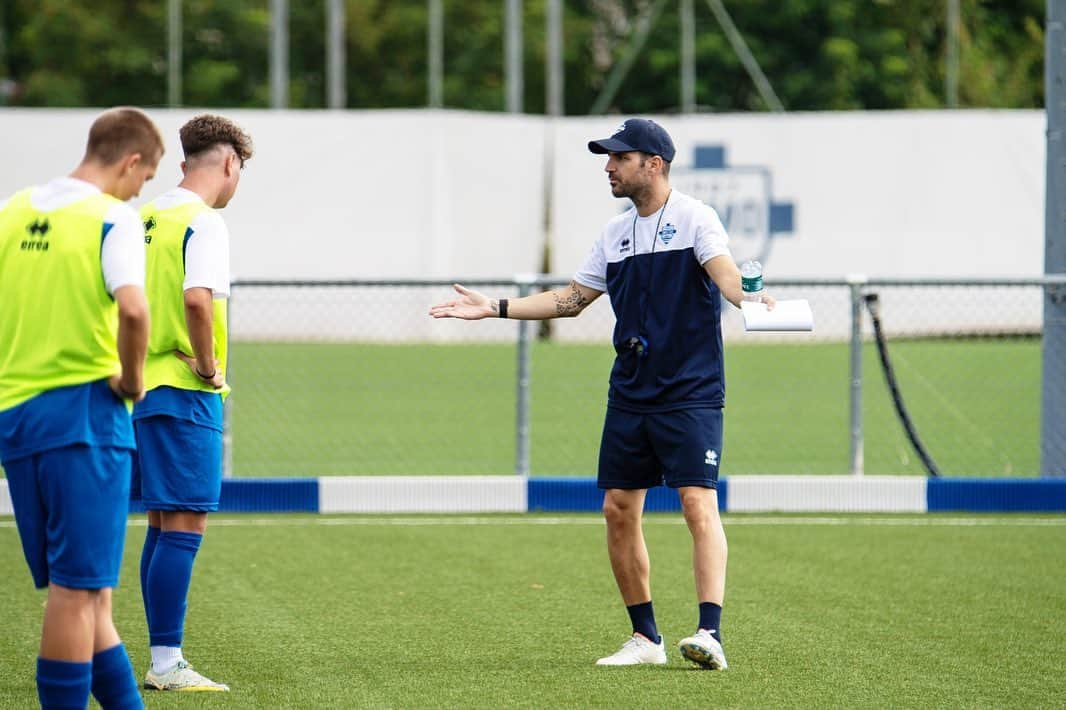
[5,0,164,107]
[0,0,1048,112]
[181,1,272,108]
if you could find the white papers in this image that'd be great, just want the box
[740,299,814,332]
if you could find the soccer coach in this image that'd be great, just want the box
[430,118,774,670]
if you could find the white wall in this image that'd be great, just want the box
[548,111,1045,341]
[550,110,1045,279]
[0,108,1046,340]
[0,108,547,280]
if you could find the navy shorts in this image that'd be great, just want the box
[597,407,723,490]
[6,444,132,589]
[131,416,222,512]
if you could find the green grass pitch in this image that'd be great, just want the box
[227,338,1040,477]
[0,337,1040,481]
[1,514,1063,708]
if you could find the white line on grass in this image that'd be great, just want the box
[5,515,1063,529]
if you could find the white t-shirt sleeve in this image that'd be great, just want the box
[573,229,608,292]
[693,204,732,265]
[183,210,231,297]
[101,203,145,294]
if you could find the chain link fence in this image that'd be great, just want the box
[225,276,1064,478]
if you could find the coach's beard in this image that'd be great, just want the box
[619,184,656,211]
[609,181,628,198]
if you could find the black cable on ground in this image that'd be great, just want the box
[863,293,942,477]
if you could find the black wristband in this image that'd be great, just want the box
[196,368,217,380]
[498,298,509,319]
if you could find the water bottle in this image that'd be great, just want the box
[741,260,764,302]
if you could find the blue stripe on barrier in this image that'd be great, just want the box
[527,478,600,512]
[219,479,319,512]
[927,478,1066,512]
[129,479,319,514]
[527,478,728,512]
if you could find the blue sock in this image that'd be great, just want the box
[146,531,202,647]
[626,601,661,644]
[90,644,143,710]
[37,657,92,710]
[139,526,161,628]
[699,602,723,642]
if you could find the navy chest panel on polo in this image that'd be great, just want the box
[603,227,725,412]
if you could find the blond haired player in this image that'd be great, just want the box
[0,106,162,709]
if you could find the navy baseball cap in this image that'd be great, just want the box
[588,118,676,162]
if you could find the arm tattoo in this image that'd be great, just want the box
[554,282,589,316]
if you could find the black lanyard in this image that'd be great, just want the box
[628,190,671,358]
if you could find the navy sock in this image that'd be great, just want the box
[139,526,161,628]
[90,644,143,710]
[698,602,723,642]
[626,601,661,644]
[37,657,92,710]
[146,531,202,647]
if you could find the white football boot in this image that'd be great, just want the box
[595,633,668,666]
[678,629,728,670]
[144,660,230,691]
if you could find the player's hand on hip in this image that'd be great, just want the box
[109,373,145,403]
[428,284,495,320]
[174,351,225,389]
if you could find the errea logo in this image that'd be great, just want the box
[26,218,50,237]
[613,121,628,135]
[21,217,51,252]
[704,449,719,467]
[143,216,157,245]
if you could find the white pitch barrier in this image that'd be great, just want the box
[726,475,927,513]
[318,475,528,514]
[2,475,1058,516]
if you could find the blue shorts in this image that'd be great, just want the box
[597,407,723,490]
[5,445,131,590]
[131,416,222,512]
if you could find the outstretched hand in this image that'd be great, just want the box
[428,284,496,320]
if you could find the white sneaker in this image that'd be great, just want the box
[144,660,230,691]
[595,633,668,666]
[678,629,728,670]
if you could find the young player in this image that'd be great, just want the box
[0,106,162,709]
[133,114,252,692]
